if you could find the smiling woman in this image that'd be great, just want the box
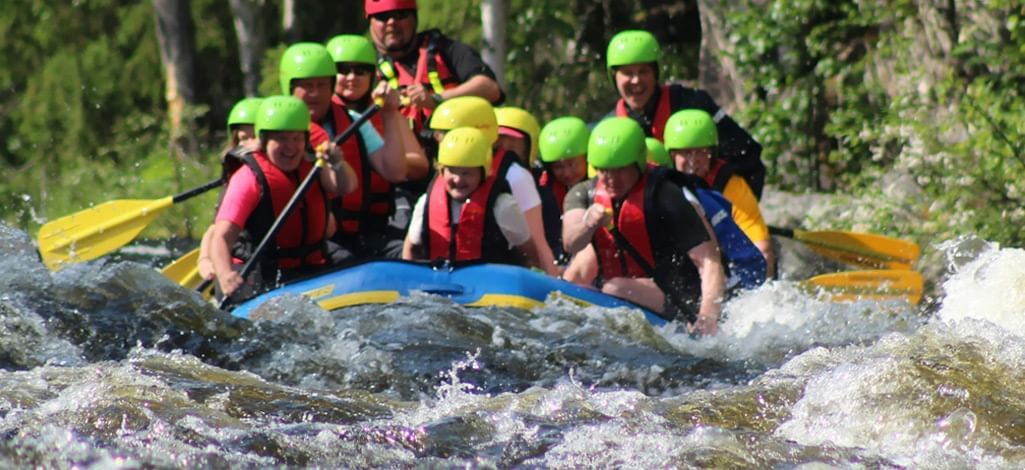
[207,96,347,300]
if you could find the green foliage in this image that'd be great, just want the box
[729,1,1025,247]
[13,0,1025,251]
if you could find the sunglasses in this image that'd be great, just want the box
[371,9,414,22]
[337,64,375,76]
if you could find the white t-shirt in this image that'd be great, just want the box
[505,164,541,211]
[407,193,531,248]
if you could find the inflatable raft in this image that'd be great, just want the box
[230,260,668,326]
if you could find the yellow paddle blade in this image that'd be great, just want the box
[37,197,174,270]
[160,247,203,289]
[159,248,215,300]
[804,270,924,305]
[793,229,920,270]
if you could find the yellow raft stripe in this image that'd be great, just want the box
[317,291,401,310]
[304,289,603,312]
[464,294,545,310]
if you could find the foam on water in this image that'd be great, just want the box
[767,243,1025,468]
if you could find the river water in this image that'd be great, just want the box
[1,223,1024,468]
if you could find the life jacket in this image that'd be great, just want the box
[591,172,657,280]
[703,159,738,194]
[422,170,516,263]
[313,98,395,235]
[590,168,707,322]
[537,170,570,211]
[659,167,766,290]
[377,30,459,137]
[616,84,673,141]
[237,151,329,279]
[617,83,767,199]
[491,147,518,182]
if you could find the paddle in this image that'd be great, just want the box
[37,178,224,270]
[160,247,203,289]
[803,269,924,304]
[216,104,380,309]
[769,226,920,271]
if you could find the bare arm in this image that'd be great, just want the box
[198,225,216,280]
[440,74,502,104]
[401,236,420,260]
[368,83,409,182]
[562,204,609,256]
[562,244,598,286]
[318,145,358,196]
[522,205,558,275]
[686,239,726,336]
[210,220,243,297]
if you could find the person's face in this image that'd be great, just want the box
[369,9,417,54]
[264,131,307,172]
[670,147,714,178]
[496,134,529,166]
[442,166,483,201]
[335,62,374,101]
[613,63,657,110]
[595,164,641,201]
[291,77,334,122]
[550,155,588,188]
[233,125,258,149]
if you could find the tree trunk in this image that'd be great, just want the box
[480,0,508,86]
[153,0,197,141]
[229,0,266,97]
[695,0,745,113]
[281,0,299,44]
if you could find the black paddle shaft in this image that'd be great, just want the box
[172,177,226,204]
[216,104,380,309]
[768,226,794,238]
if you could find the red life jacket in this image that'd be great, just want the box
[240,151,329,270]
[591,172,657,280]
[490,147,519,181]
[423,171,514,263]
[703,159,738,194]
[313,98,395,235]
[615,84,672,141]
[537,170,569,211]
[377,30,459,136]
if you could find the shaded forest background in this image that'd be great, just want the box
[2,0,1025,252]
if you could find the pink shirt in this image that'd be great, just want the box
[216,166,261,228]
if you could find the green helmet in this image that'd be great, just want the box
[227,97,263,129]
[255,96,310,136]
[539,116,590,164]
[645,137,671,167]
[664,109,718,150]
[606,30,660,72]
[326,35,377,65]
[587,117,646,171]
[279,42,336,95]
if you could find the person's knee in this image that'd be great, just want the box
[602,277,665,312]
[600,278,631,298]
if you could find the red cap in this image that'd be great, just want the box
[365,0,417,18]
[498,126,526,139]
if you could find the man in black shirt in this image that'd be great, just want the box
[562,117,725,335]
[605,29,766,199]
[366,0,503,140]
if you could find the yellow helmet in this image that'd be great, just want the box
[437,127,493,178]
[495,106,540,166]
[430,96,498,143]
